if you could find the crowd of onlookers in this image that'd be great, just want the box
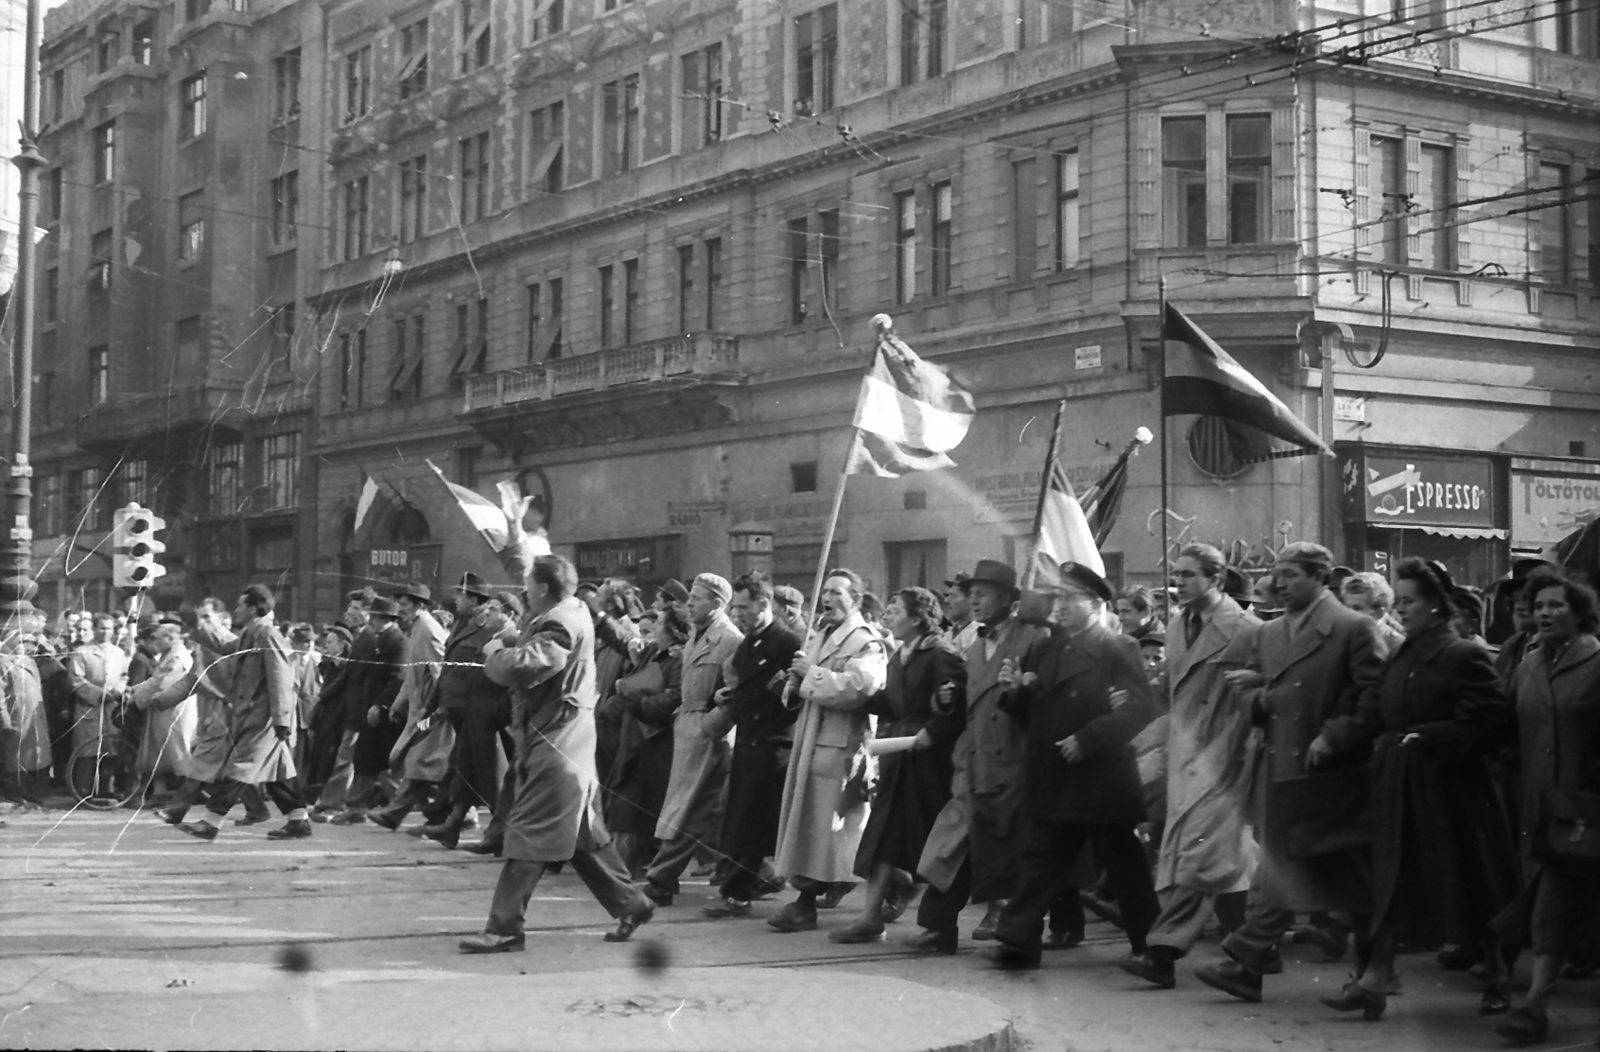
[1,537,1596,1047]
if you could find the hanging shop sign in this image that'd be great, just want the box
[350,543,443,595]
[1341,449,1498,530]
[1510,471,1600,547]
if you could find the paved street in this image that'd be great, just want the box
[0,807,1594,1051]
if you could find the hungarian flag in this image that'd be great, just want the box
[1162,302,1332,458]
[848,331,975,476]
[353,472,380,536]
[425,460,512,551]
[1081,447,1133,547]
[1029,402,1105,581]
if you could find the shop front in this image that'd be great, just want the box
[1339,444,1507,588]
[573,535,683,594]
[1507,457,1600,561]
[341,543,444,601]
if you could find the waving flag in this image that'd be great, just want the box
[353,473,380,536]
[1028,402,1104,583]
[848,327,975,476]
[425,460,509,551]
[1162,302,1331,458]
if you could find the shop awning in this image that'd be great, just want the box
[1390,524,1508,540]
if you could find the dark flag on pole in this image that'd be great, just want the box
[1080,434,1145,546]
[1161,302,1332,458]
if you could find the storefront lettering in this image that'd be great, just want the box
[1511,471,1600,546]
[1345,450,1498,530]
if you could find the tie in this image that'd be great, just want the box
[1184,609,1202,648]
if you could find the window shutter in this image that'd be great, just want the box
[1404,133,1423,298]
[1270,107,1296,241]
[1525,150,1542,312]
[1454,136,1471,269]
[1353,126,1371,294]
[1134,111,1159,278]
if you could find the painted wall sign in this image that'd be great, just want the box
[1341,450,1498,529]
[1510,472,1600,546]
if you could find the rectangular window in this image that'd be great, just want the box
[620,74,641,172]
[622,258,639,344]
[900,1,920,85]
[459,131,490,222]
[1012,158,1037,281]
[181,74,207,139]
[1370,135,1404,265]
[272,302,297,365]
[174,315,200,374]
[895,190,918,303]
[35,474,62,538]
[344,45,372,124]
[88,345,110,404]
[45,267,58,324]
[93,121,115,183]
[704,237,722,330]
[930,182,952,296]
[97,28,119,73]
[179,192,205,262]
[390,312,425,399]
[460,0,491,74]
[818,209,841,316]
[1417,143,1453,270]
[788,217,810,324]
[1162,116,1207,247]
[1055,151,1080,269]
[261,433,300,510]
[132,19,154,65]
[339,333,353,409]
[79,468,108,532]
[121,459,149,508]
[450,299,489,381]
[50,68,64,125]
[274,50,301,120]
[1556,0,1600,57]
[1226,115,1270,245]
[794,5,838,116]
[927,0,948,77]
[271,172,299,246]
[1392,0,1446,29]
[399,155,427,243]
[47,167,62,222]
[599,264,615,347]
[677,244,695,332]
[532,0,565,39]
[547,277,564,359]
[680,44,724,150]
[528,101,565,195]
[90,228,113,292]
[399,19,429,99]
[342,176,369,260]
[208,441,242,517]
[1538,163,1573,284]
[527,283,542,361]
[1588,168,1600,284]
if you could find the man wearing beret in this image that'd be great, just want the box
[988,562,1160,969]
[1195,541,1383,1003]
[642,572,744,905]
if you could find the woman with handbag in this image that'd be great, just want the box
[603,605,689,878]
[1312,558,1521,1021]
[831,588,966,943]
[1490,571,1600,1045]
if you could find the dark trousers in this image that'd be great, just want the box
[918,859,973,934]
[485,848,648,939]
[206,777,307,819]
[1148,886,1248,958]
[997,820,1160,955]
[718,853,768,903]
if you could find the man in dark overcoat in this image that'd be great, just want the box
[989,562,1160,969]
[330,597,406,823]
[704,570,802,917]
[1195,541,1383,1003]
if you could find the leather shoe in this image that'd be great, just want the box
[702,898,752,919]
[816,883,854,910]
[328,811,367,826]
[1195,959,1263,1003]
[828,920,885,944]
[1495,1004,1549,1042]
[1044,929,1084,951]
[266,819,313,840]
[458,932,525,954]
[461,838,503,857]
[422,825,460,850]
[987,942,1041,970]
[971,914,1000,941]
[368,810,401,831]
[907,928,957,955]
[235,813,270,827]
[641,884,673,907]
[177,821,218,842]
[604,903,655,943]
[1290,923,1349,961]
[1262,947,1284,975]
[1479,982,1511,1016]
[1118,951,1176,989]
[153,808,184,825]
[1319,979,1387,1020]
[767,902,818,933]
[307,809,331,824]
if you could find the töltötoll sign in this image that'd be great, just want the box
[1342,450,1498,529]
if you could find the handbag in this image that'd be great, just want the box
[1275,765,1372,861]
[1534,786,1600,866]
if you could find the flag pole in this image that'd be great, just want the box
[1157,276,1170,588]
[806,427,862,629]
[1022,401,1068,590]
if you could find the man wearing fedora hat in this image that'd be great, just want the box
[322,595,406,824]
[988,561,1160,970]
[369,583,450,831]
[912,558,1047,952]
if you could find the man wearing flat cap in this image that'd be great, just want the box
[913,559,1046,952]
[642,572,744,904]
[987,561,1160,969]
[1195,541,1383,1003]
[369,583,450,830]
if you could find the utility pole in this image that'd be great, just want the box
[4,0,44,626]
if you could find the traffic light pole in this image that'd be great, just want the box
[3,0,45,628]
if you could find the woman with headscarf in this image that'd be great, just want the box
[831,588,965,943]
[1313,558,1520,1021]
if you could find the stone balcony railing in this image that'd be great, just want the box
[461,332,741,413]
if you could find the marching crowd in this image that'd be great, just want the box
[2,509,1598,1048]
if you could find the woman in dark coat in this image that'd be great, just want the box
[1489,571,1600,1045]
[831,587,965,944]
[603,605,686,877]
[1315,558,1520,1021]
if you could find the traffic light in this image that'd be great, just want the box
[112,503,167,589]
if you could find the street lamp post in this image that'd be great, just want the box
[4,0,45,625]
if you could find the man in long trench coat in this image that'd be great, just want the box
[768,569,888,933]
[1195,542,1382,1003]
[458,526,654,953]
[643,573,743,904]
[1120,544,1260,988]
